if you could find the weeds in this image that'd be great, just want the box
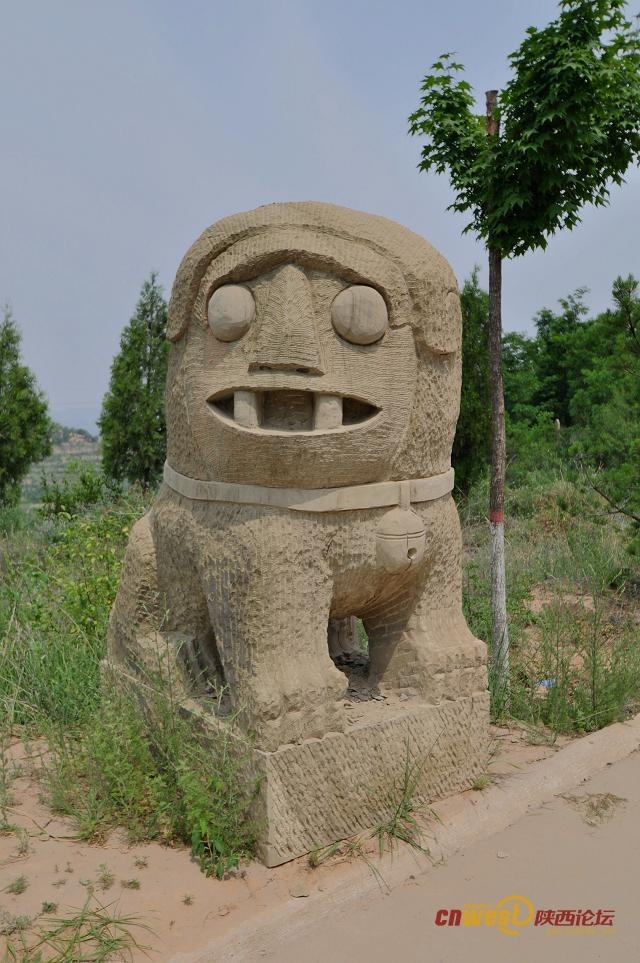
[462,472,640,733]
[372,742,429,858]
[5,876,29,896]
[309,739,434,879]
[309,835,389,891]
[40,665,259,878]
[2,897,149,962]
[96,866,114,892]
[40,461,119,519]
[0,495,259,878]
[471,774,491,791]
[0,912,32,938]
[13,828,30,857]
[0,496,144,729]
[0,736,15,821]
[119,880,140,891]
[562,792,627,827]
[308,839,352,868]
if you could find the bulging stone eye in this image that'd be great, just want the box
[331,285,388,345]
[207,284,255,342]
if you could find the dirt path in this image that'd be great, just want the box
[232,750,640,963]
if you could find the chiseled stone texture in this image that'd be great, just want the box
[252,694,490,866]
[106,202,489,861]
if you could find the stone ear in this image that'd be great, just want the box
[166,295,189,343]
[415,288,462,356]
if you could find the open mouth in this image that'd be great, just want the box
[208,389,380,432]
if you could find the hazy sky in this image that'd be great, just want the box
[2,0,639,432]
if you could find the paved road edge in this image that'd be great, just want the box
[170,713,640,962]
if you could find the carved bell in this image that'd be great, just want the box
[375,481,426,573]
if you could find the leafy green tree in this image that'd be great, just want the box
[533,290,598,426]
[0,306,52,505]
[501,331,562,485]
[502,332,542,427]
[454,268,491,494]
[501,274,640,525]
[409,0,640,695]
[569,276,640,523]
[610,274,640,358]
[99,274,168,490]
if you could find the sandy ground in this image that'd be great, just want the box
[228,750,640,963]
[0,723,569,960]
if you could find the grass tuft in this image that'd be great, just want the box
[372,740,430,858]
[96,865,114,892]
[471,774,491,791]
[119,880,140,891]
[5,876,29,896]
[2,897,149,962]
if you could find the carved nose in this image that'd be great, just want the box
[248,265,325,375]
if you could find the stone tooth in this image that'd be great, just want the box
[314,394,343,430]
[234,390,261,428]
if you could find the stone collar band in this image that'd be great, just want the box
[163,462,454,513]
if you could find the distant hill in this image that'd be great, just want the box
[51,423,98,446]
[22,422,100,504]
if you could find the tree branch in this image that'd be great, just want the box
[590,482,640,524]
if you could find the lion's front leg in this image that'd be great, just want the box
[205,522,348,751]
[364,497,487,702]
[107,512,201,698]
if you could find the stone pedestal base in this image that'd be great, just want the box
[248,692,489,866]
[103,661,489,868]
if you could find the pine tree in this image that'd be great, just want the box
[0,306,52,505]
[99,273,168,490]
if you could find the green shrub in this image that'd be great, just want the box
[0,505,30,537]
[1,496,259,875]
[43,672,259,878]
[40,460,119,518]
[0,497,143,726]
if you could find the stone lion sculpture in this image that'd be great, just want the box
[107,202,487,761]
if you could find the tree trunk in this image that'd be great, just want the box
[488,246,509,697]
[486,90,510,701]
